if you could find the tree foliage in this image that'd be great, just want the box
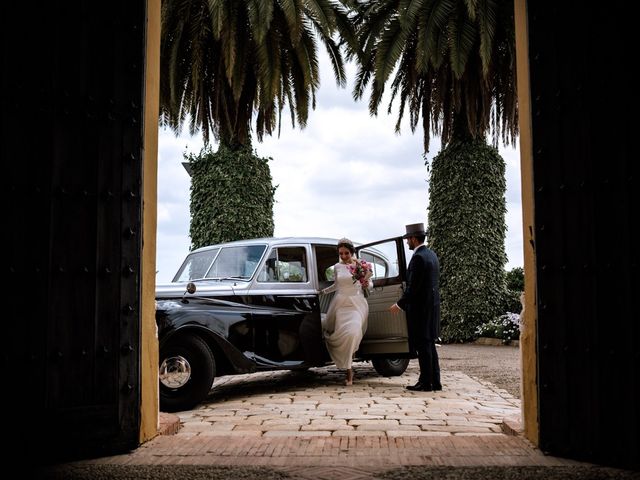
[187,145,276,249]
[505,266,524,292]
[499,266,524,315]
[428,138,507,342]
[353,0,518,152]
[160,0,358,146]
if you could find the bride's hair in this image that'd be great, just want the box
[337,237,355,254]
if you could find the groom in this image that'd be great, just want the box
[389,223,442,392]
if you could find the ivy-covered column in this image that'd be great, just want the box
[428,138,508,342]
[186,144,276,249]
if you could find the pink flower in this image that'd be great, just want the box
[348,260,373,296]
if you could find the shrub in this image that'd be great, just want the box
[505,266,524,292]
[428,139,507,342]
[187,144,276,249]
[501,287,522,316]
[476,312,521,343]
[500,266,524,319]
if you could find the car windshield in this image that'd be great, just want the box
[172,245,267,282]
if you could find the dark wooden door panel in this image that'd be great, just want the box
[527,2,639,470]
[2,0,145,461]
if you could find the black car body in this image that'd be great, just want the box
[156,236,413,412]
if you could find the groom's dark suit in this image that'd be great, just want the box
[397,244,441,390]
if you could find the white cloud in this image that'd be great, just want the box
[155,56,523,283]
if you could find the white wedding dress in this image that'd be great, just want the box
[321,262,370,369]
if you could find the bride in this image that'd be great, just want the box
[321,238,372,385]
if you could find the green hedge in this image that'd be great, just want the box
[187,144,276,250]
[506,266,524,291]
[428,138,508,342]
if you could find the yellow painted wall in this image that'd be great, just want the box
[140,0,160,443]
[514,0,539,445]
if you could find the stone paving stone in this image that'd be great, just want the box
[228,417,264,425]
[179,422,215,431]
[348,419,400,427]
[287,411,329,418]
[207,422,236,430]
[332,414,386,421]
[262,418,310,426]
[175,365,526,442]
[60,363,607,471]
[399,419,447,426]
[198,414,246,421]
[301,423,354,431]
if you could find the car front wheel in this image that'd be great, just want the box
[372,358,410,377]
[159,335,216,412]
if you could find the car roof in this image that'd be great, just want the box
[190,237,352,253]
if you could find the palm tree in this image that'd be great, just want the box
[160,0,358,246]
[354,0,518,341]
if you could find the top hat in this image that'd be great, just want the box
[402,223,426,238]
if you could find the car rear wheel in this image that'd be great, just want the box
[372,358,410,377]
[159,335,216,412]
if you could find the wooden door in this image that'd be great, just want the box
[526,2,639,470]
[2,0,146,462]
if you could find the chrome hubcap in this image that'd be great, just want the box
[159,355,191,388]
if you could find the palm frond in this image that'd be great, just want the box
[373,18,409,88]
[246,0,274,42]
[279,0,303,45]
[319,35,348,87]
[476,0,497,75]
[352,0,517,150]
[161,0,352,146]
[303,0,337,36]
[447,6,476,79]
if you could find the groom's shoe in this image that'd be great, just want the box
[406,382,432,391]
[432,383,443,391]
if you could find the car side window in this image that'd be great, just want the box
[360,251,388,279]
[360,241,399,280]
[257,246,308,283]
[314,245,338,283]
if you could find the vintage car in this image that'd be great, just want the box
[156,236,413,412]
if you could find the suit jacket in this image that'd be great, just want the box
[397,244,440,343]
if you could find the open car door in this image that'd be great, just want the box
[356,237,411,356]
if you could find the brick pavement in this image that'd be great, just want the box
[74,360,595,475]
[175,366,519,438]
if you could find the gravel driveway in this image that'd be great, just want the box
[438,343,521,398]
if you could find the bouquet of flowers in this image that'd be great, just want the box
[348,259,373,298]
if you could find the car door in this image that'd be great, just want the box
[249,243,322,366]
[356,237,410,355]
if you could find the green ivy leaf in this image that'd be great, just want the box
[187,144,276,249]
[428,138,509,342]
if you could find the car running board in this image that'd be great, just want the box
[244,352,306,369]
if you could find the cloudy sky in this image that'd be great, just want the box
[156,56,523,283]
